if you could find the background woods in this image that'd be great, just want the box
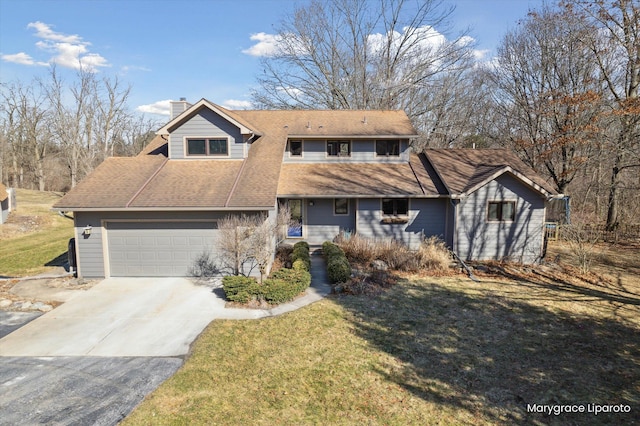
[1,0,638,230]
[0,68,158,192]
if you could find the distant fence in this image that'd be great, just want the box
[545,222,640,243]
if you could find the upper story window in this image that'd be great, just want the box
[186,138,229,156]
[487,201,515,222]
[327,140,351,157]
[376,140,400,156]
[289,140,303,157]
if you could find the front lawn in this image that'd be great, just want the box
[0,189,73,277]
[124,251,640,425]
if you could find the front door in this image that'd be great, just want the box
[287,199,303,237]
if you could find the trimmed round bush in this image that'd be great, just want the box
[327,257,351,283]
[222,276,259,302]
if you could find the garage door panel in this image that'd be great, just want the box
[108,222,218,277]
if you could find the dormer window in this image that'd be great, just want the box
[327,140,351,157]
[186,138,229,156]
[376,140,400,156]
[289,140,303,157]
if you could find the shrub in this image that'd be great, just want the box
[222,276,259,303]
[263,268,311,303]
[327,257,351,283]
[292,258,309,272]
[291,243,311,271]
[322,241,345,259]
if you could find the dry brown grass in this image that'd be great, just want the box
[124,241,639,425]
[337,234,451,272]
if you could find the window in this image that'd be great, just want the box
[327,140,351,157]
[376,140,400,156]
[289,140,303,156]
[186,138,228,156]
[334,198,349,215]
[488,201,515,222]
[382,198,408,216]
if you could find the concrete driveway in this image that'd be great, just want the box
[0,277,225,357]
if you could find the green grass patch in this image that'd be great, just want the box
[0,189,73,276]
[124,270,640,425]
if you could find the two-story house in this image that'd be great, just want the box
[53,98,558,278]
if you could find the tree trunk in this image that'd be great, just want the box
[605,163,620,231]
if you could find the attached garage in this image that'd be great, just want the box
[106,222,218,277]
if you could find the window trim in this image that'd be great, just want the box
[184,137,230,157]
[381,198,409,217]
[334,198,349,216]
[375,139,401,157]
[326,139,351,158]
[487,200,516,222]
[288,139,303,158]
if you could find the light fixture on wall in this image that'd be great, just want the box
[83,225,92,236]
[309,200,314,206]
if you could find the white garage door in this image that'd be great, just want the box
[107,222,218,277]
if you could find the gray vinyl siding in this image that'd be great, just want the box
[305,198,356,244]
[169,108,245,159]
[455,174,546,263]
[74,210,270,278]
[284,139,409,162]
[355,198,447,249]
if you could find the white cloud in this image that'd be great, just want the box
[1,21,109,72]
[27,21,82,43]
[222,99,253,109]
[136,100,172,116]
[1,52,48,66]
[242,32,283,57]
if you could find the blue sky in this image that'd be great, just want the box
[0,0,543,117]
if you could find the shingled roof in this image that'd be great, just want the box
[424,149,557,197]
[52,102,555,212]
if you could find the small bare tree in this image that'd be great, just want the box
[560,223,600,274]
[214,207,293,281]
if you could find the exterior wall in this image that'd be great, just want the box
[74,210,270,278]
[355,198,448,249]
[455,174,546,263]
[284,139,410,163]
[169,108,245,159]
[304,198,356,244]
[0,198,8,224]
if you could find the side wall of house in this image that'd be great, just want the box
[455,174,546,263]
[74,210,269,278]
[304,198,357,243]
[0,198,8,224]
[169,109,244,159]
[355,198,448,249]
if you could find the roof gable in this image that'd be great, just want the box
[156,99,259,136]
[424,149,557,198]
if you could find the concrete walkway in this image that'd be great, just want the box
[0,253,331,357]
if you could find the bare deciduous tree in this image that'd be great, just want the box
[571,0,640,230]
[488,4,602,195]
[251,0,477,147]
